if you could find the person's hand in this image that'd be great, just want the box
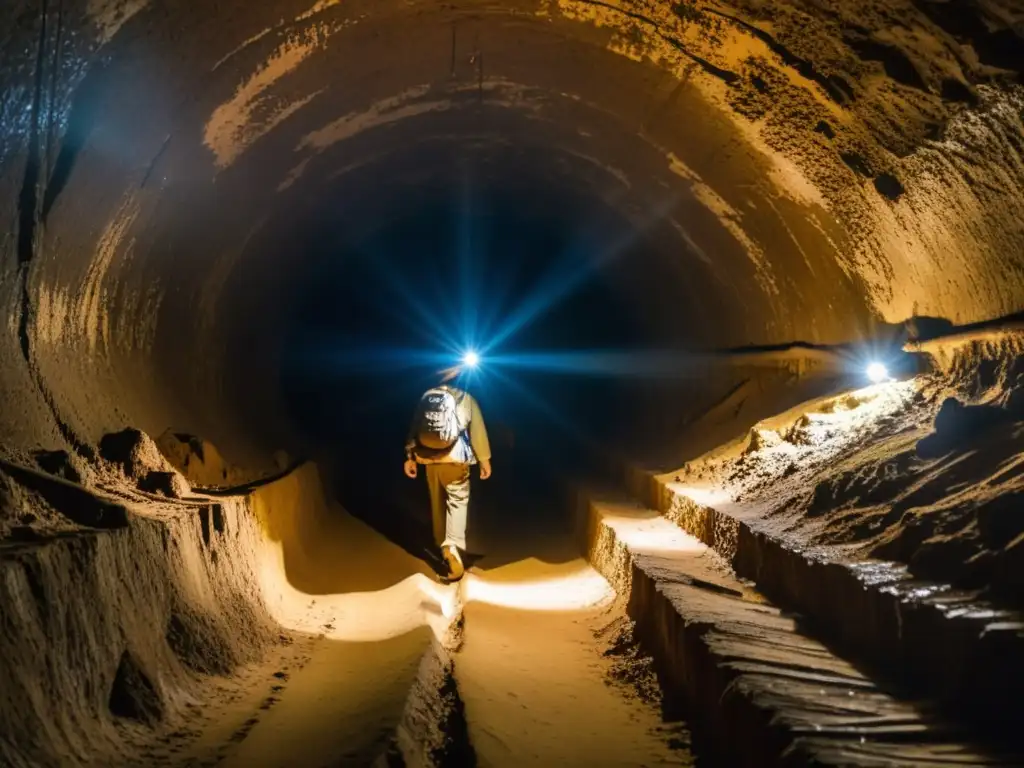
[479,460,492,480]
[403,459,418,479]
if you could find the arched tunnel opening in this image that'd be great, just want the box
[1,1,1024,766]
[275,146,685,553]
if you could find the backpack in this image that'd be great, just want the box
[413,387,464,455]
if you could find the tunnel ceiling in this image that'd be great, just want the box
[1,0,1024,464]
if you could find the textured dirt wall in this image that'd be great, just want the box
[0,5,1022,762]
[0,477,276,767]
[0,0,1021,470]
[0,452,438,767]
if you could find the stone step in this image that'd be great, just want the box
[633,471,1024,735]
[578,487,1019,767]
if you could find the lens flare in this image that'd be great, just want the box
[463,350,480,368]
[866,362,889,383]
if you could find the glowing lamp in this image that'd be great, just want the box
[462,350,480,369]
[866,362,889,383]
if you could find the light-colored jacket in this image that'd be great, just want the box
[406,386,492,465]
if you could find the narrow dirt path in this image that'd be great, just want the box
[170,483,692,766]
[456,555,692,766]
[168,510,449,767]
[219,629,430,767]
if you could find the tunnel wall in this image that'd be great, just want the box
[0,0,1023,477]
[0,486,276,767]
[0,453,417,766]
[1,4,1022,761]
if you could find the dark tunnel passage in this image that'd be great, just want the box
[2,1,1024,765]
[277,156,672,552]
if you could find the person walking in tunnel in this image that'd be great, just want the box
[403,366,492,581]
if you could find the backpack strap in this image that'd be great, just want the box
[448,386,470,430]
[412,387,461,461]
[414,387,471,461]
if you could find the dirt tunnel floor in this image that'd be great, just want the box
[457,557,691,766]
[144,505,440,766]
[152,487,690,767]
[220,631,431,766]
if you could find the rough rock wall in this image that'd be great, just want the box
[0,452,368,767]
[0,482,276,767]
[0,0,1022,469]
[564,0,1024,323]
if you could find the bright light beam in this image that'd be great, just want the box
[480,196,679,352]
[487,367,597,449]
[866,362,890,383]
[457,171,480,346]
[484,349,706,377]
[298,343,454,373]
[463,568,612,611]
[354,248,463,352]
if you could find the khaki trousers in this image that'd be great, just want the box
[425,463,470,550]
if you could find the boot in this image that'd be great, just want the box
[442,544,464,581]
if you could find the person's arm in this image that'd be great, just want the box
[469,397,492,478]
[403,413,418,477]
[404,418,418,461]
